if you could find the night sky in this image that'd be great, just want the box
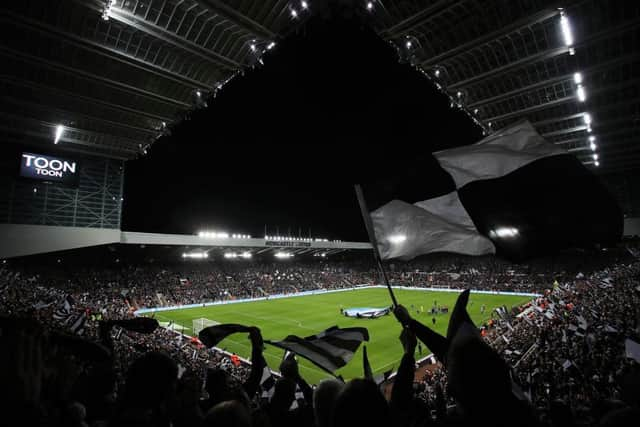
[122,8,482,241]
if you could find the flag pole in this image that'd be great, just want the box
[354,184,398,307]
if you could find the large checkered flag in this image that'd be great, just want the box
[368,120,621,260]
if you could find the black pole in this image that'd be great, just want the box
[354,184,398,307]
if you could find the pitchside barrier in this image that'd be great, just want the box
[134,285,541,315]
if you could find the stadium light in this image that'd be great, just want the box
[595,160,600,167]
[241,252,252,259]
[576,85,587,102]
[224,252,237,259]
[583,113,592,125]
[560,12,573,46]
[54,125,64,144]
[183,252,208,259]
[489,227,519,239]
[275,252,293,259]
[573,72,583,84]
[593,153,598,161]
[388,234,407,244]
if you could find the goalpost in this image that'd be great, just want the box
[192,318,220,336]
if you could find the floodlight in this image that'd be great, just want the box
[593,153,598,161]
[301,1,308,9]
[594,161,599,167]
[388,234,407,244]
[560,13,573,46]
[290,9,298,17]
[490,227,519,238]
[54,125,64,144]
[573,72,583,84]
[366,2,374,11]
[583,113,592,125]
[576,85,586,102]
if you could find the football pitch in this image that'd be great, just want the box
[151,288,531,384]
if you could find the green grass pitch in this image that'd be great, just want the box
[152,288,531,384]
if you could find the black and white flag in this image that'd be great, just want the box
[53,295,75,320]
[265,326,369,375]
[367,120,621,260]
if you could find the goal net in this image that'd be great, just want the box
[192,318,220,336]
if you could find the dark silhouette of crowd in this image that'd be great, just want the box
[1,248,639,426]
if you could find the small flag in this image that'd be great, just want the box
[53,295,74,320]
[198,324,254,348]
[69,312,87,335]
[266,326,369,375]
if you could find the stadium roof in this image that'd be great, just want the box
[2,0,639,172]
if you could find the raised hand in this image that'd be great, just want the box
[399,328,417,355]
[393,304,412,326]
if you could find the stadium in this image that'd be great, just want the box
[1,1,640,427]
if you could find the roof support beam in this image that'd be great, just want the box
[0,11,213,91]
[485,95,577,123]
[1,134,130,160]
[0,112,144,150]
[553,128,638,146]
[0,118,138,157]
[422,8,559,68]
[0,95,158,137]
[0,46,191,109]
[197,0,275,39]
[467,53,640,110]
[448,46,570,91]
[532,113,587,128]
[0,76,174,124]
[540,125,589,138]
[381,0,461,38]
[102,4,241,70]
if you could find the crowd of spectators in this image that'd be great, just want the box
[1,248,638,426]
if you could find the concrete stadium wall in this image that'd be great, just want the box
[0,224,120,259]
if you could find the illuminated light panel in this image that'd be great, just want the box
[489,227,519,239]
[388,234,407,244]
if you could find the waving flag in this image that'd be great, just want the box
[369,120,621,260]
[266,326,369,375]
[198,324,254,348]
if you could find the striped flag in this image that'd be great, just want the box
[259,364,306,410]
[53,295,74,320]
[266,326,369,375]
[68,312,87,335]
